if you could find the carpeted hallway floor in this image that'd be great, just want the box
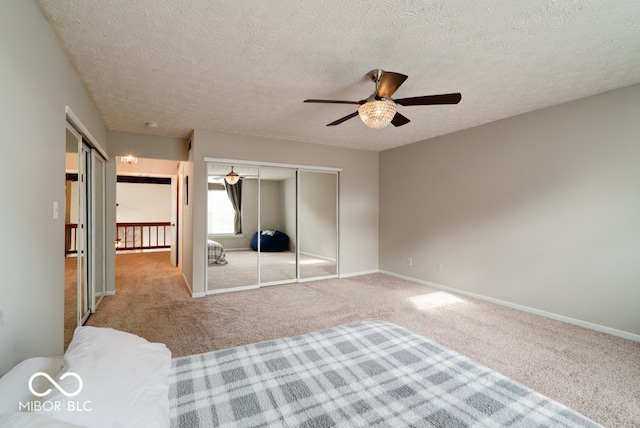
[82,251,639,427]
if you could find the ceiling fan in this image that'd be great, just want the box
[304,69,461,129]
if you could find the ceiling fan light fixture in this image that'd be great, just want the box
[358,100,397,129]
[224,167,240,185]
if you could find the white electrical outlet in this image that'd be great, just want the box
[407,258,413,266]
[436,263,443,272]
[53,201,59,219]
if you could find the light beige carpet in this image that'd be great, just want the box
[85,252,639,427]
[64,257,77,349]
[208,250,337,290]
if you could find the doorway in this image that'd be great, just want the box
[114,158,180,260]
[113,158,184,299]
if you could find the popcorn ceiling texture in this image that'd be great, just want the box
[37,0,640,151]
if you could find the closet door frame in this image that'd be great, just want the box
[90,149,107,312]
[79,141,91,324]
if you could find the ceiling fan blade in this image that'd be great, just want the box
[376,71,408,98]
[391,112,410,127]
[395,93,462,106]
[327,111,359,126]
[304,99,361,105]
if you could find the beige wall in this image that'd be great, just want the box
[190,129,379,295]
[380,84,640,337]
[107,131,189,161]
[116,158,181,176]
[0,1,107,374]
[116,183,171,223]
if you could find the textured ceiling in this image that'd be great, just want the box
[37,0,640,151]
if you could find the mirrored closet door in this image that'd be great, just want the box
[205,160,339,293]
[206,164,259,291]
[64,122,107,338]
[299,171,338,280]
[259,167,297,286]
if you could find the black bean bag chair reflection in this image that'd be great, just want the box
[251,230,289,252]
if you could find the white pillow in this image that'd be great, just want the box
[0,357,64,414]
[0,412,84,427]
[37,327,171,428]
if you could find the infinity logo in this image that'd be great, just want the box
[28,372,83,398]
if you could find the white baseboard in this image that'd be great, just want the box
[182,272,198,297]
[299,274,339,283]
[340,269,379,279]
[380,270,640,343]
[103,291,115,296]
[206,284,259,295]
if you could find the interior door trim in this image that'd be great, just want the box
[65,106,109,160]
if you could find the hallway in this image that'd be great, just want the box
[66,251,188,349]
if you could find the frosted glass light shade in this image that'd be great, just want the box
[358,100,397,129]
[224,167,240,185]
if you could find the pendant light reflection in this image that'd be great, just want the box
[224,166,240,185]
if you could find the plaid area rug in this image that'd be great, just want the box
[169,321,601,427]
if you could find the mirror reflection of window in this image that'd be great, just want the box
[207,178,236,235]
[207,164,258,292]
